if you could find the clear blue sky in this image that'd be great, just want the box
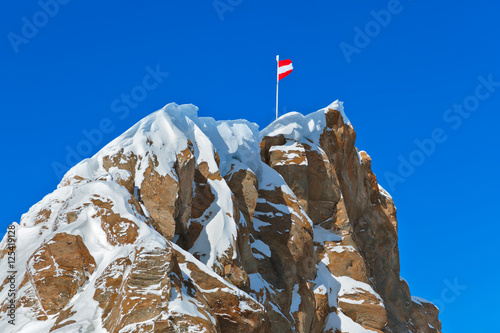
[1,1,498,331]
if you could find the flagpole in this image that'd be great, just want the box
[276,55,279,120]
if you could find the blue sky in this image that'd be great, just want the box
[1,0,499,331]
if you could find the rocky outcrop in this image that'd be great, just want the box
[27,233,96,315]
[93,246,221,333]
[138,145,196,241]
[410,297,442,333]
[0,102,441,333]
[257,103,440,333]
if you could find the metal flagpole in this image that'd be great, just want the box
[276,55,279,120]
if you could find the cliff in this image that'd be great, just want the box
[0,101,441,332]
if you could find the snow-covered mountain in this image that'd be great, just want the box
[0,102,441,332]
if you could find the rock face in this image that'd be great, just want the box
[0,102,441,332]
[28,233,96,316]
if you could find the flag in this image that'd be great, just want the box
[278,59,293,81]
[275,56,293,120]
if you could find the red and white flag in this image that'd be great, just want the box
[275,55,293,120]
[278,59,293,81]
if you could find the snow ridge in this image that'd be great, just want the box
[0,100,416,333]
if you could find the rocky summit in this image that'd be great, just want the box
[0,101,441,332]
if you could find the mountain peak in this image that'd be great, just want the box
[0,101,441,333]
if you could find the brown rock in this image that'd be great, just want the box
[224,263,249,290]
[312,289,331,333]
[291,280,316,333]
[338,290,387,330]
[260,137,342,228]
[96,246,219,333]
[260,134,286,165]
[249,183,316,332]
[91,197,139,245]
[180,162,216,251]
[50,307,77,332]
[93,257,131,320]
[27,233,96,315]
[175,252,269,333]
[34,208,51,225]
[3,104,443,333]
[173,144,196,234]
[410,298,442,332]
[224,165,259,225]
[102,149,139,195]
[224,166,260,276]
[322,245,368,283]
[140,156,180,240]
[190,164,216,220]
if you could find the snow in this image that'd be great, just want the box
[4,307,57,333]
[187,176,238,269]
[317,246,383,306]
[251,217,272,232]
[0,100,380,332]
[313,251,384,333]
[166,278,216,324]
[256,197,291,213]
[196,116,262,178]
[336,275,384,304]
[247,273,276,298]
[325,244,357,254]
[258,163,291,193]
[324,311,378,333]
[378,184,393,199]
[326,100,349,125]
[224,160,253,183]
[269,142,305,153]
[357,149,364,165]
[290,284,301,314]
[251,238,272,259]
[0,180,166,332]
[412,296,433,306]
[254,162,314,232]
[269,142,308,166]
[314,262,341,308]
[316,271,381,333]
[57,103,247,272]
[174,242,263,310]
[313,225,342,243]
[261,99,350,146]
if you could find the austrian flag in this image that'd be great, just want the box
[275,55,293,120]
[278,59,293,81]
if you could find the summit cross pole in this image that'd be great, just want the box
[275,55,279,120]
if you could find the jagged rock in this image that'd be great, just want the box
[338,289,387,331]
[411,297,442,333]
[223,166,260,277]
[102,149,139,195]
[90,197,139,245]
[224,164,259,225]
[0,102,441,333]
[93,246,219,333]
[173,144,196,234]
[27,233,96,315]
[173,248,269,333]
[322,245,368,283]
[140,155,181,240]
